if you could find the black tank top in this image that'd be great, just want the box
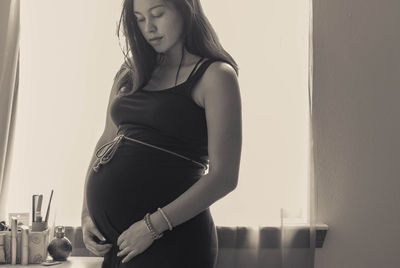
[110,58,219,165]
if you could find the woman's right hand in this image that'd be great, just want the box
[82,215,113,257]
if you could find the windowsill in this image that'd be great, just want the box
[217,223,328,249]
[61,224,328,256]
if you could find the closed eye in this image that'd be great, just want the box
[152,12,164,18]
[137,18,145,23]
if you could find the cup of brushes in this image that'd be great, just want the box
[0,190,54,264]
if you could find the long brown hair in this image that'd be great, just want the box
[115,0,238,95]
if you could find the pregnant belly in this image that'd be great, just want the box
[86,143,204,239]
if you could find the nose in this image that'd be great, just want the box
[144,19,156,33]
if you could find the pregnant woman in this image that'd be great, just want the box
[81,0,242,267]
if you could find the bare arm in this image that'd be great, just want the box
[149,62,242,233]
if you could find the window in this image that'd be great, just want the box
[6,0,310,228]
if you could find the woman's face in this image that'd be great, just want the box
[133,0,184,54]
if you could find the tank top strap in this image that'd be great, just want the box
[186,57,205,80]
[184,58,220,96]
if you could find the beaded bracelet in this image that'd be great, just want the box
[144,213,163,240]
[157,208,173,231]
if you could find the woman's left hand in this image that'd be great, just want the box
[116,219,155,263]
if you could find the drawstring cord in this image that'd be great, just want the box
[92,134,208,172]
[93,135,124,172]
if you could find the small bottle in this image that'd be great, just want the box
[47,226,72,261]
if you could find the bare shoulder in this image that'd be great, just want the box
[194,60,240,108]
[203,61,238,88]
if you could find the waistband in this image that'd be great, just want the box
[92,134,208,173]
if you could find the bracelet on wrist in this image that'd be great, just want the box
[157,207,173,231]
[144,213,164,240]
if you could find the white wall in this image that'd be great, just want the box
[202,0,310,227]
[314,0,400,267]
[6,0,124,228]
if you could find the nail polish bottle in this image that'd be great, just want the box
[47,226,72,261]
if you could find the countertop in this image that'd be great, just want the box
[1,257,103,267]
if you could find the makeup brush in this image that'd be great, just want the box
[44,190,54,223]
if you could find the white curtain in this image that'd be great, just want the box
[0,0,20,221]
[281,1,316,267]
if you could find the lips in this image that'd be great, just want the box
[149,36,163,42]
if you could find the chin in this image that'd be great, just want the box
[152,45,170,54]
[150,41,176,54]
[153,47,166,53]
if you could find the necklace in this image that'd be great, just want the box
[174,46,185,86]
